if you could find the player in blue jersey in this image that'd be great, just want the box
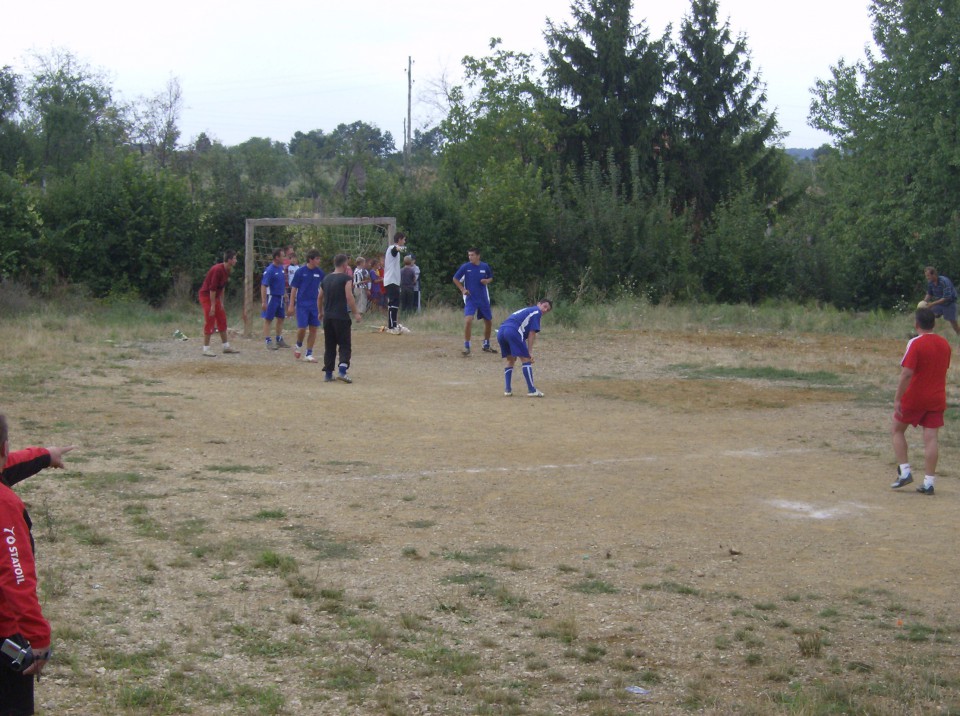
[260,248,288,350]
[287,249,325,362]
[496,300,553,397]
[452,248,494,356]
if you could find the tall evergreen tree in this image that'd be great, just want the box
[544,0,670,176]
[665,0,780,231]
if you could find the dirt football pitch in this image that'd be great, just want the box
[8,312,960,714]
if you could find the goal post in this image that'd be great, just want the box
[243,216,397,337]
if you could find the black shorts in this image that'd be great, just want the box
[0,663,34,716]
[386,284,400,307]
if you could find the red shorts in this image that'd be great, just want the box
[200,295,227,335]
[894,408,944,429]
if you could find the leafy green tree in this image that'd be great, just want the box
[39,153,198,303]
[440,39,559,191]
[0,67,30,174]
[808,0,960,307]
[544,0,670,175]
[22,50,126,180]
[665,0,781,231]
[326,121,396,200]
[232,137,294,191]
[289,129,333,200]
[0,171,42,279]
[131,76,182,169]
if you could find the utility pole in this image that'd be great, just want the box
[405,56,413,171]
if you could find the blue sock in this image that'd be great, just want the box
[265,337,271,344]
[276,335,282,341]
[504,367,513,392]
[464,340,470,350]
[306,349,313,357]
[338,363,348,376]
[522,364,535,392]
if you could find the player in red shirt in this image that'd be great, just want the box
[0,415,58,715]
[199,250,240,357]
[891,307,951,494]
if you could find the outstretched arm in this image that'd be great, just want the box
[2,445,76,487]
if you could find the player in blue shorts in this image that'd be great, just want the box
[496,300,553,397]
[260,248,288,350]
[452,248,494,355]
[287,249,325,362]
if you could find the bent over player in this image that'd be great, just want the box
[496,300,553,398]
[891,307,951,494]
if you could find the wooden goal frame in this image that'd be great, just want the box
[243,216,397,336]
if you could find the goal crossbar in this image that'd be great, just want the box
[243,217,396,336]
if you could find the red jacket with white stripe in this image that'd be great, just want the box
[0,447,52,650]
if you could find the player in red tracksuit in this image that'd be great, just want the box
[0,417,71,716]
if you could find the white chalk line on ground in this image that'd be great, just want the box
[316,448,818,484]
[767,499,873,520]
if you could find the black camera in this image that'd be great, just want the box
[1,637,34,672]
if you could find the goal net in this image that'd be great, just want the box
[243,216,397,336]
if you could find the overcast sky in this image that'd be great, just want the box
[4,0,875,149]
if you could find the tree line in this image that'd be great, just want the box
[1,0,957,309]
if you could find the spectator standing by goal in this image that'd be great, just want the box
[400,255,417,316]
[287,249,325,363]
[319,253,362,383]
[284,247,299,305]
[368,258,384,315]
[410,254,421,312]
[199,250,240,357]
[352,257,370,315]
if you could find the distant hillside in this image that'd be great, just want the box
[786,147,817,160]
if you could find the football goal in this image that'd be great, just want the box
[243,216,397,336]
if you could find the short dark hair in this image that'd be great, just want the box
[0,413,7,447]
[306,249,321,262]
[394,231,406,243]
[224,249,237,262]
[540,299,554,309]
[468,247,480,255]
[916,307,936,330]
[272,248,284,259]
[334,253,349,268]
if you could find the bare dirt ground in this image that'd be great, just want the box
[10,315,960,714]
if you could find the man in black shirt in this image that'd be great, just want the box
[319,253,362,383]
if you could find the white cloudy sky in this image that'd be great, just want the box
[4,0,875,149]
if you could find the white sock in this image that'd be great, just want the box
[899,463,911,476]
[924,475,936,488]
[223,342,231,349]
[203,345,212,352]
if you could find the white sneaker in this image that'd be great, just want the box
[504,391,512,397]
[527,390,544,398]
[304,355,317,362]
[386,327,402,335]
[399,325,412,335]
